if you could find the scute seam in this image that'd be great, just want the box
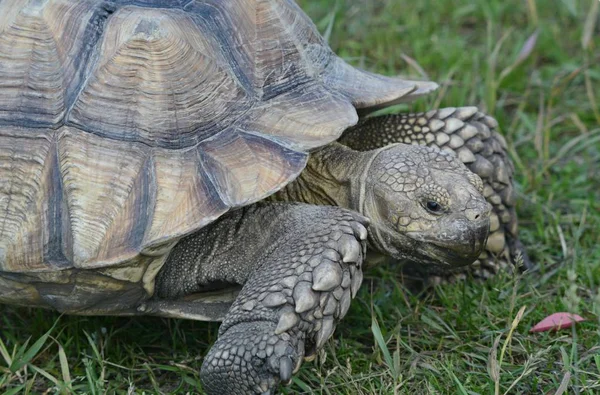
[65,2,117,123]
[44,134,73,268]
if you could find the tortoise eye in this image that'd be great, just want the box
[425,201,442,213]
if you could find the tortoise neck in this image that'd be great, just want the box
[274,142,374,211]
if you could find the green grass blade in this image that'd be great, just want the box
[2,384,25,395]
[371,316,398,381]
[9,326,53,373]
[441,364,469,395]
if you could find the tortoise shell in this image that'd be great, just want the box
[0,0,436,314]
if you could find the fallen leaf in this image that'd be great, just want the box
[530,312,585,333]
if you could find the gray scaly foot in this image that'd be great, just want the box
[199,206,368,394]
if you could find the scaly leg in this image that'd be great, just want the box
[340,107,530,279]
[154,203,368,394]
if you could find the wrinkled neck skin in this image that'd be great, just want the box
[275,142,371,208]
[274,142,387,260]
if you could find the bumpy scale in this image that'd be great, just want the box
[154,203,368,394]
[340,107,529,280]
[154,140,492,394]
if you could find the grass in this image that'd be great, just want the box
[1,0,599,393]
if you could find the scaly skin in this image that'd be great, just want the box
[156,203,368,394]
[155,142,491,394]
[339,107,530,280]
[275,142,491,268]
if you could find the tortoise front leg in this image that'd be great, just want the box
[202,205,367,394]
[155,203,368,394]
[340,108,530,278]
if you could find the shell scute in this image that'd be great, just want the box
[0,0,115,127]
[0,0,437,281]
[68,6,249,149]
[199,129,308,207]
[193,0,327,98]
[0,128,57,272]
[57,127,151,267]
[142,145,228,249]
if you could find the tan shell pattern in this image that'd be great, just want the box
[0,0,436,277]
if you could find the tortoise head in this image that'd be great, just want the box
[361,144,490,267]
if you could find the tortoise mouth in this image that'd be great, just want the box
[406,218,490,267]
[423,242,486,267]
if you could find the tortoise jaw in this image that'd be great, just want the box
[406,216,490,267]
[367,213,489,268]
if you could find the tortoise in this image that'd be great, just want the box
[0,0,525,393]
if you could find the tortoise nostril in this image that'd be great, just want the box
[465,208,486,222]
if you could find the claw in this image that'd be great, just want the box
[279,356,293,384]
[259,382,272,394]
[316,316,335,349]
[293,358,303,374]
[340,236,361,263]
[351,222,369,241]
[351,268,363,298]
[304,353,316,362]
[339,289,352,318]
[341,270,351,288]
[323,296,337,315]
[293,340,305,374]
[356,214,371,227]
